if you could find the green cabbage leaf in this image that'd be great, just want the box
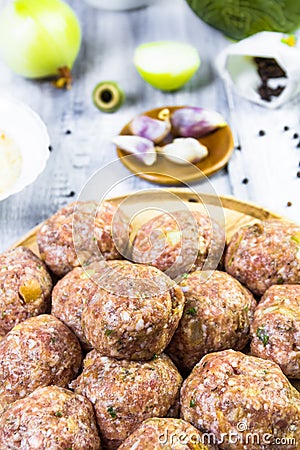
[185,0,300,40]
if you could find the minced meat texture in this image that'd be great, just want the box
[118,418,219,449]
[0,386,101,450]
[0,247,52,338]
[37,201,100,277]
[225,220,300,296]
[37,201,131,277]
[0,314,82,414]
[251,284,300,378]
[167,271,256,372]
[181,349,300,450]
[132,210,225,280]
[71,351,182,449]
[94,201,131,260]
[51,261,109,349]
[81,261,184,360]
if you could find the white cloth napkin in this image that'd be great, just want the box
[216,32,300,108]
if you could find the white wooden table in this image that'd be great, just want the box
[0,0,299,252]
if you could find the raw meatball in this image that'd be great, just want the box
[37,201,100,277]
[0,386,101,450]
[94,200,131,260]
[181,350,300,450]
[37,201,131,277]
[225,220,300,296]
[132,210,225,279]
[51,261,108,349]
[81,261,184,360]
[71,351,182,449]
[118,418,219,449]
[0,246,52,337]
[0,314,82,414]
[167,271,256,372]
[251,284,300,378]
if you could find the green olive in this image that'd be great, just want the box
[92,81,125,113]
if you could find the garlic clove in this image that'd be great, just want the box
[112,135,157,166]
[130,114,171,144]
[160,137,208,165]
[171,107,227,138]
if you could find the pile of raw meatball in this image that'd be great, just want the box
[0,200,300,450]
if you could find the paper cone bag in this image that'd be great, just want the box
[216,32,300,108]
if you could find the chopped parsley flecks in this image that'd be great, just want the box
[256,326,269,347]
[105,329,114,337]
[190,398,196,408]
[107,406,117,419]
[186,307,197,316]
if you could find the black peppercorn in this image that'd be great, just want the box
[242,178,249,184]
[64,191,76,198]
[258,130,265,136]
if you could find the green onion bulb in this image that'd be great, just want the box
[0,0,81,87]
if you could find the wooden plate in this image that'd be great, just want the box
[12,190,284,254]
[10,189,300,391]
[116,106,235,185]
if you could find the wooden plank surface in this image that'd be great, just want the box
[0,0,299,252]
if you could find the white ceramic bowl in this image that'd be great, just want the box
[84,0,158,10]
[0,96,50,201]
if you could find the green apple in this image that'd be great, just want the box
[134,41,200,91]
